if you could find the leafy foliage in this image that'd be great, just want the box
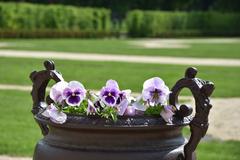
[62,100,88,115]
[0,2,112,38]
[100,106,118,122]
[126,10,240,37]
[144,105,164,116]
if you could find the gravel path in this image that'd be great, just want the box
[0,156,31,160]
[0,50,240,66]
[131,38,240,49]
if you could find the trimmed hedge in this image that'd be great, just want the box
[0,2,114,38]
[126,10,240,37]
[0,3,240,38]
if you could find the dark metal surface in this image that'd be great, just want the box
[30,60,64,135]
[169,67,215,160]
[30,60,214,160]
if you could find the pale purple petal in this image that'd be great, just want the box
[142,89,152,101]
[121,89,134,102]
[160,105,175,123]
[87,99,97,115]
[49,110,67,124]
[143,77,164,90]
[44,104,67,124]
[117,99,128,116]
[106,79,119,89]
[50,81,68,103]
[124,106,136,116]
[68,81,85,90]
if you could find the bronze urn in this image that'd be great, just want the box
[30,60,214,160]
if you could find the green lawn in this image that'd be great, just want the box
[0,90,239,159]
[0,90,41,156]
[0,57,240,97]
[1,38,240,59]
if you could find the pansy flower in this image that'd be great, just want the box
[142,77,170,106]
[63,81,86,106]
[42,104,67,124]
[50,81,68,104]
[100,80,120,107]
[116,90,135,116]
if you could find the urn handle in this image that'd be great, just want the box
[169,67,215,160]
[30,60,64,136]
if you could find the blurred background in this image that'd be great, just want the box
[0,0,239,160]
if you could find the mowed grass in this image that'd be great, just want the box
[0,90,41,156]
[0,57,240,97]
[1,38,240,59]
[0,90,239,159]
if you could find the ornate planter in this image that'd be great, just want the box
[30,60,214,160]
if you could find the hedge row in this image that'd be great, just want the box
[126,10,240,37]
[0,3,240,38]
[0,2,112,37]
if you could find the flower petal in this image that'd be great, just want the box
[132,102,146,111]
[124,106,136,116]
[143,77,164,90]
[68,81,85,90]
[66,96,81,106]
[117,99,128,116]
[160,105,175,123]
[87,99,97,115]
[63,88,72,99]
[106,79,119,89]
[49,110,67,124]
[50,81,68,103]
[104,96,116,106]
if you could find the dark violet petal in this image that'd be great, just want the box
[116,97,121,105]
[103,90,110,96]
[105,96,116,105]
[67,96,81,105]
[63,88,72,98]
[74,89,81,95]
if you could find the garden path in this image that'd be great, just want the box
[0,50,239,66]
[0,156,30,160]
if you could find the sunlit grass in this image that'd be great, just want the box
[0,57,239,97]
[1,38,240,58]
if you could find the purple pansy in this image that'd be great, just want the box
[63,81,86,106]
[87,99,97,115]
[160,105,175,123]
[142,77,170,106]
[50,81,68,104]
[42,104,67,124]
[124,105,136,116]
[116,90,135,116]
[100,80,120,107]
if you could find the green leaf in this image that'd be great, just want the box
[62,100,88,115]
[100,106,118,122]
[144,105,163,116]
